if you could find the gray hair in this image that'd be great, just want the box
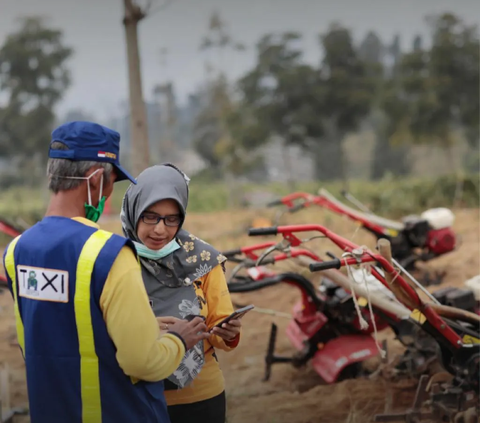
[47,142,114,193]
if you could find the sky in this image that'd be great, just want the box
[1,0,479,122]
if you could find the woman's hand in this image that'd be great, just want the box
[157,316,182,335]
[211,318,241,342]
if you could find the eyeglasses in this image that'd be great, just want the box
[140,212,182,227]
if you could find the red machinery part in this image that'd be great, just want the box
[311,334,380,384]
[426,227,456,255]
[0,274,8,288]
[238,242,320,263]
[277,192,392,236]
[276,192,315,209]
[240,242,277,260]
[351,307,390,334]
[286,302,329,351]
[247,266,277,281]
[0,220,21,238]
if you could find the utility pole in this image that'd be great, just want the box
[123,0,150,177]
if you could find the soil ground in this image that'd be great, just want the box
[0,207,478,423]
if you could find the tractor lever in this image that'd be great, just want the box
[266,199,284,208]
[288,203,306,213]
[326,251,339,260]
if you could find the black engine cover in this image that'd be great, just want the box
[402,216,431,248]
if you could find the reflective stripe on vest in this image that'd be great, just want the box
[75,229,113,423]
[5,235,25,356]
[7,229,114,423]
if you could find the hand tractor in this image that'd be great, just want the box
[245,224,479,423]
[267,189,457,285]
[223,239,478,387]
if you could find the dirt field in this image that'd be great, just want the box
[0,206,479,422]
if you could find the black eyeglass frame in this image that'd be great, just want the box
[140,212,183,227]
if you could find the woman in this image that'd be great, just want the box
[120,163,241,423]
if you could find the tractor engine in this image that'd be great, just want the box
[421,208,456,255]
[400,208,456,256]
[425,227,456,255]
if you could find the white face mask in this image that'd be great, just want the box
[51,168,106,222]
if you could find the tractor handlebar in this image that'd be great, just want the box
[309,259,342,272]
[222,248,242,258]
[266,199,284,207]
[248,227,278,236]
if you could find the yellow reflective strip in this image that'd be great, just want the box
[410,309,427,324]
[463,334,480,344]
[75,230,113,423]
[5,236,25,356]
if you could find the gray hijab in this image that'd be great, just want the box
[120,164,227,389]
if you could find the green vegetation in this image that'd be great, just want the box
[0,175,477,229]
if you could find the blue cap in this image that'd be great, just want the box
[49,121,136,184]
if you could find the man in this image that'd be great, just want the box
[2,121,210,423]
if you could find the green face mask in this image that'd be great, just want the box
[85,196,106,223]
[83,169,107,223]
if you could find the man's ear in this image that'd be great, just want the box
[86,167,105,189]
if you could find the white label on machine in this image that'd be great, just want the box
[349,268,396,300]
[17,265,69,303]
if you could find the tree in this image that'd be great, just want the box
[123,0,151,177]
[61,109,96,123]
[413,35,423,52]
[314,23,374,183]
[388,34,402,74]
[199,10,245,58]
[392,13,479,171]
[191,79,227,175]
[372,79,411,179]
[193,11,251,196]
[359,32,411,180]
[222,95,269,178]
[0,17,72,184]
[358,31,384,65]
[236,32,324,186]
[122,0,172,176]
[153,81,178,163]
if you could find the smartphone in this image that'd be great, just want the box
[209,304,254,332]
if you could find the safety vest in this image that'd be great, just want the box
[3,216,170,423]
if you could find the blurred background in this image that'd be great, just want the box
[0,0,478,222]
